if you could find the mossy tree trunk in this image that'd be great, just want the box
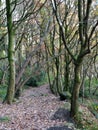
[70,59,82,117]
[70,0,94,118]
[4,0,15,104]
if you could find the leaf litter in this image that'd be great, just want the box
[0,84,97,130]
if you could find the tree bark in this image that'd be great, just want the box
[4,0,15,104]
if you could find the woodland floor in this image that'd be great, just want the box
[0,84,97,130]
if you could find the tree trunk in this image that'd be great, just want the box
[64,65,69,91]
[4,0,15,104]
[55,57,60,94]
[63,56,70,92]
[70,62,82,118]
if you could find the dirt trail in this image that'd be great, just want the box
[0,85,75,130]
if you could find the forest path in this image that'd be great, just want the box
[0,84,75,130]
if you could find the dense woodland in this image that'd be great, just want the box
[0,0,98,129]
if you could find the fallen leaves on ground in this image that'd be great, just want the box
[0,85,69,130]
[0,85,97,130]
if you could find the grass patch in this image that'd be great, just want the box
[0,116,11,122]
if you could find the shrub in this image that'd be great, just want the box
[59,91,71,101]
[89,103,98,119]
[79,90,90,98]
[0,85,7,100]
[25,70,46,87]
[25,77,38,87]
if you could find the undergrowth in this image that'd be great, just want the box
[0,85,7,100]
